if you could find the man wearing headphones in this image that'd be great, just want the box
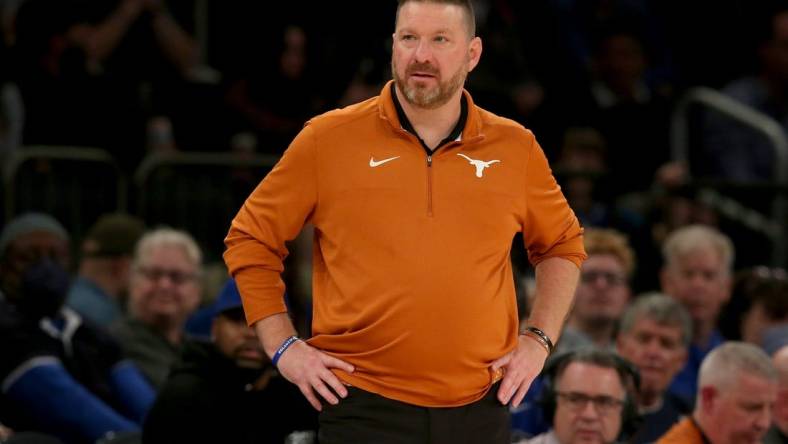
[520,349,639,444]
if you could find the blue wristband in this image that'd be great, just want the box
[271,335,300,367]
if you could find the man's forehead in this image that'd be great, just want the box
[396,2,469,33]
[724,372,778,399]
[631,317,682,337]
[584,254,626,270]
[139,245,195,268]
[558,362,625,393]
[678,247,721,262]
[10,230,68,249]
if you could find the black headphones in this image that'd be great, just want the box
[538,348,642,442]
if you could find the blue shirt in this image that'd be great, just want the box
[66,277,122,327]
[668,330,724,401]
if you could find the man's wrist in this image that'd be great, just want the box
[271,335,301,367]
[520,326,554,355]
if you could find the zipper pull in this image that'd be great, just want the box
[427,155,432,167]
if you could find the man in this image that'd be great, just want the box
[704,7,788,182]
[0,213,153,443]
[66,213,146,327]
[660,224,733,401]
[616,293,693,443]
[111,227,202,389]
[657,342,776,444]
[520,349,636,444]
[736,267,788,346]
[559,228,633,352]
[143,279,317,443]
[224,0,586,442]
[765,345,788,443]
[510,228,632,437]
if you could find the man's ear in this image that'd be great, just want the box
[659,267,672,294]
[720,273,733,305]
[699,385,718,412]
[467,36,482,72]
[210,319,219,342]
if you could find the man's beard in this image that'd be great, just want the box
[392,59,468,109]
[232,343,265,369]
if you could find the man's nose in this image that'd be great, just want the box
[242,325,257,339]
[754,406,772,432]
[643,339,664,357]
[414,40,433,62]
[578,400,600,419]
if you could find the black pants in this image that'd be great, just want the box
[318,383,510,444]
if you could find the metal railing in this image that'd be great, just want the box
[134,151,278,259]
[670,87,788,266]
[2,146,127,230]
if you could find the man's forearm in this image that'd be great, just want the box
[525,257,580,344]
[80,2,139,62]
[151,12,199,75]
[254,312,299,358]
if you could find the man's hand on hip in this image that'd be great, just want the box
[276,340,355,411]
[491,334,549,407]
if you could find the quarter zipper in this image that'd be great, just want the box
[426,154,433,217]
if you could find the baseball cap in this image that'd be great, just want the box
[82,213,146,257]
[0,212,69,256]
[213,279,244,318]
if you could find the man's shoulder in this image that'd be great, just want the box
[0,301,62,381]
[656,417,703,444]
[306,95,381,133]
[519,430,560,444]
[473,105,537,147]
[722,76,768,107]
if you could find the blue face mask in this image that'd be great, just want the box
[17,258,71,320]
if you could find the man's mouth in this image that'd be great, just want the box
[410,72,436,79]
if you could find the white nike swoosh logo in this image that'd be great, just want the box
[369,156,400,167]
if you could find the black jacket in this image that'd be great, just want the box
[142,340,317,444]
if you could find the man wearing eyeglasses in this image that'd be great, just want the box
[521,349,634,444]
[557,229,634,353]
[111,227,203,389]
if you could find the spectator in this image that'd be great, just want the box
[616,293,693,443]
[719,266,788,345]
[111,227,202,389]
[570,23,673,193]
[66,213,146,328]
[12,0,200,170]
[704,6,788,182]
[143,278,317,443]
[657,342,776,444]
[0,213,153,443]
[518,349,639,444]
[559,228,634,352]
[660,224,733,401]
[553,127,611,229]
[767,345,788,443]
[225,24,325,154]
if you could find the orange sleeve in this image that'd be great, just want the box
[223,124,318,325]
[521,133,587,268]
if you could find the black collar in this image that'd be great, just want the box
[390,82,467,153]
[689,416,713,444]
